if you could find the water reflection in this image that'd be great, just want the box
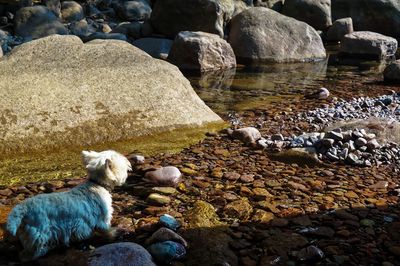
[188,52,387,113]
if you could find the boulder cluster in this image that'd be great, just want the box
[0,0,398,74]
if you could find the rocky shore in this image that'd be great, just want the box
[0,0,400,265]
[0,73,400,265]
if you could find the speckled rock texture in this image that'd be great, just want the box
[0,35,222,156]
[228,7,326,63]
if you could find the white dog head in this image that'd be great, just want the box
[82,150,132,187]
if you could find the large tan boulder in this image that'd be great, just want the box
[0,35,222,155]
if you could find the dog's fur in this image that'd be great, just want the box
[6,150,131,261]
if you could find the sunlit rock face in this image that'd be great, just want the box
[0,35,222,156]
[228,7,326,64]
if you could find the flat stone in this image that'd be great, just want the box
[224,198,253,220]
[340,31,398,60]
[146,193,171,206]
[151,187,177,195]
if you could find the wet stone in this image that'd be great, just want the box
[224,198,253,220]
[223,172,241,181]
[252,188,273,199]
[252,209,274,223]
[146,193,171,206]
[151,187,177,195]
[240,174,255,183]
[369,181,389,190]
[0,189,12,196]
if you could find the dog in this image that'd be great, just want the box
[6,150,132,261]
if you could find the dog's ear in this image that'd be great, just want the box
[105,158,113,171]
[82,150,99,166]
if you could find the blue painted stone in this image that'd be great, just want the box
[147,241,186,263]
[159,214,180,231]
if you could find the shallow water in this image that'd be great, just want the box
[188,49,388,114]
[0,122,226,186]
[0,49,389,186]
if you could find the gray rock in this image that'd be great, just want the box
[329,118,400,145]
[82,32,128,42]
[339,147,349,159]
[282,0,332,30]
[346,153,358,164]
[355,137,367,147]
[339,31,398,60]
[367,139,381,150]
[146,227,188,247]
[115,0,152,21]
[88,242,156,266]
[61,1,84,23]
[144,166,182,187]
[133,38,173,59]
[271,134,285,141]
[147,241,186,264]
[325,131,343,141]
[326,17,353,42]
[228,7,326,63]
[321,138,334,147]
[150,0,234,38]
[69,19,89,36]
[254,0,283,11]
[168,31,236,72]
[0,35,222,155]
[326,151,339,161]
[111,22,142,39]
[44,0,61,17]
[384,60,400,84]
[331,0,400,39]
[232,127,262,145]
[14,6,68,39]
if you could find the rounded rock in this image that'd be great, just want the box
[147,241,186,264]
[144,166,182,187]
[88,242,156,266]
